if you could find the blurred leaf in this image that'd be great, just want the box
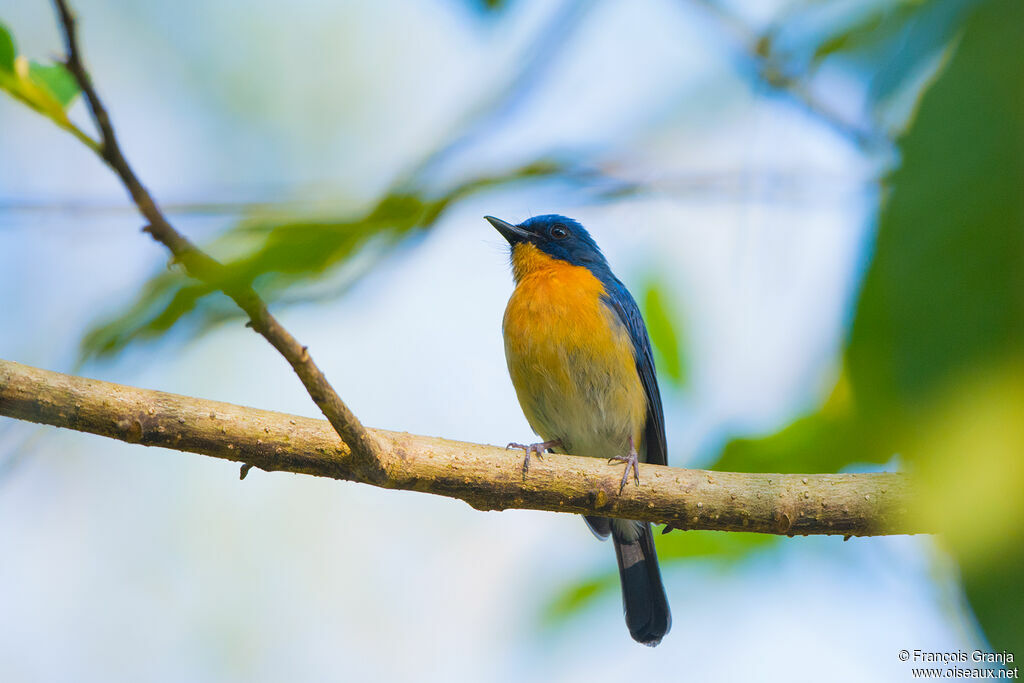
[541,573,617,627]
[809,1,922,63]
[0,20,88,147]
[912,364,1024,567]
[28,61,79,107]
[80,160,567,360]
[715,371,892,474]
[775,0,978,135]
[544,530,778,625]
[845,0,1024,428]
[80,202,428,359]
[963,543,1024,661]
[860,0,977,106]
[716,413,862,474]
[656,529,777,562]
[866,0,1023,653]
[0,22,14,72]
[462,0,512,13]
[711,0,1024,653]
[640,280,687,388]
[911,361,1024,655]
[714,0,1023,473]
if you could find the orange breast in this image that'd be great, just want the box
[502,243,647,459]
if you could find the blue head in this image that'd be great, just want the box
[485,214,610,275]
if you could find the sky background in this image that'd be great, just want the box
[0,0,988,680]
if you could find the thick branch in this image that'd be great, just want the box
[0,359,924,536]
[50,0,383,476]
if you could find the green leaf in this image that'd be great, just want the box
[909,362,1024,658]
[641,280,687,388]
[714,378,888,474]
[79,160,566,361]
[543,531,778,625]
[656,529,777,562]
[541,573,617,627]
[0,20,91,148]
[798,0,976,123]
[0,22,14,72]
[28,62,79,107]
[845,1,1024,424]
[810,2,920,63]
[850,0,1024,654]
[80,207,429,359]
[711,0,1023,476]
[710,0,1024,655]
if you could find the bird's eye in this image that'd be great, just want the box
[550,224,568,239]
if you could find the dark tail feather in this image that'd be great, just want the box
[613,521,671,646]
[583,515,611,539]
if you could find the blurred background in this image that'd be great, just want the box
[1,0,1020,680]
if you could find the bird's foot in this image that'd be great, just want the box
[506,439,562,474]
[608,437,640,493]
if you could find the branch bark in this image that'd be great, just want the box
[0,359,924,537]
[50,0,383,477]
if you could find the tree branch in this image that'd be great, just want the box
[0,359,925,537]
[21,4,922,539]
[50,0,383,476]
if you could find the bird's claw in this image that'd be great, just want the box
[506,439,561,474]
[608,437,641,493]
[506,442,544,472]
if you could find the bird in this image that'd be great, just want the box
[486,213,671,646]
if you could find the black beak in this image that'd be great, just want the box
[485,215,530,244]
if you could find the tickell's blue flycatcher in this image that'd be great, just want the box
[487,214,671,646]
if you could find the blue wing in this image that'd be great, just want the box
[601,278,668,467]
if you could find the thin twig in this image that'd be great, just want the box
[684,0,886,150]
[0,358,924,536]
[50,0,384,477]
